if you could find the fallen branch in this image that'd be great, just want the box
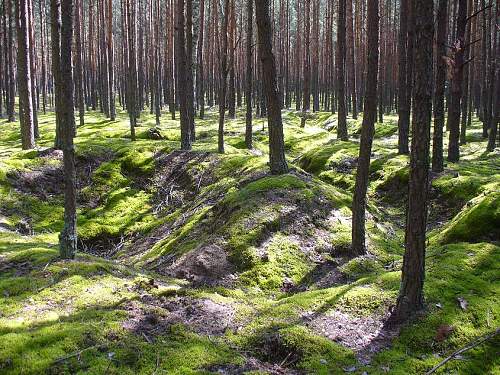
[52,344,106,365]
[425,328,500,375]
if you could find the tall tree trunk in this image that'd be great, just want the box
[336,0,348,140]
[397,0,410,154]
[74,0,85,126]
[346,0,357,119]
[59,0,77,259]
[107,0,115,120]
[255,0,288,175]
[177,0,192,149]
[486,3,499,152]
[351,0,379,255]
[300,0,311,127]
[432,0,448,173]
[16,0,35,150]
[186,0,196,139]
[6,0,15,122]
[447,0,467,162]
[51,0,63,148]
[126,0,137,141]
[196,0,205,119]
[245,0,253,149]
[392,0,434,323]
[218,0,230,153]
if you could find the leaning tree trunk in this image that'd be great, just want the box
[59,0,77,259]
[16,0,35,150]
[392,0,434,323]
[336,0,348,140]
[351,0,379,255]
[244,0,253,149]
[447,0,467,162]
[255,0,288,175]
[432,0,448,173]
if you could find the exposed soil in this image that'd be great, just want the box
[122,294,237,337]
[303,309,398,365]
[6,148,113,204]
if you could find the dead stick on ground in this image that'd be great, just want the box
[52,344,105,365]
[425,328,500,375]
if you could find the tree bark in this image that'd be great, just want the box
[351,0,379,255]
[217,0,230,153]
[59,0,77,259]
[432,0,448,173]
[447,0,467,162]
[177,0,192,149]
[336,0,348,140]
[16,0,35,150]
[255,0,288,175]
[245,0,253,149]
[397,0,410,154]
[392,0,434,323]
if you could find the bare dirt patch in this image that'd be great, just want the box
[302,310,398,364]
[122,294,237,337]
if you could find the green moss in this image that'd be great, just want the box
[238,234,313,290]
[436,192,500,244]
[340,256,384,279]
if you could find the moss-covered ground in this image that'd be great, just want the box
[0,107,498,374]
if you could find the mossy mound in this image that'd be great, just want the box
[436,192,500,244]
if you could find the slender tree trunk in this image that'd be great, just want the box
[432,0,448,173]
[392,0,434,323]
[177,0,192,149]
[126,0,137,141]
[245,0,253,149]
[218,0,230,153]
[16,0,36,150]
[51,0,64,148]
[447,0,467,162]
[59,0,77,259]
[486,4,499,152]
[74,0,85,126]
[346,0,357,119]
[255,0,288,175]
[300,0,311,128]
[397,0,410,154]
[196,0,205,119]
[186,0,195,139]
[336,0,348,140]
[107,0,115,120]
[351,0,379,255]
[6,0,15,122]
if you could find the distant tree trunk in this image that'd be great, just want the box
[227,0,236,119]
[346,0,357,119]
[459,0,473,145]
[218,0,230,153]
[300,0,311,128]
[245,0,253,149]
[186,0,196,140]
[38,0,48,115]
[392,0,434,323]
[27,0,39,138]
[74,0,85,126]
[255,0,288,175]
[432,0,448,173]
[447,0,467,162]
[107,0,115,120]
[397,0,410,154]
[486,7,499,152]
[351,0,379,255]
[51,0,63,149]
[59,0,77,259]
[177,0,192,149]
[16,0,36,150]
[126,0,137,141]
[6,0,15,122]
[196,0,205,119]
[336,0,348,140]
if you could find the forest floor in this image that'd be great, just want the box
[0,107,498,374]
